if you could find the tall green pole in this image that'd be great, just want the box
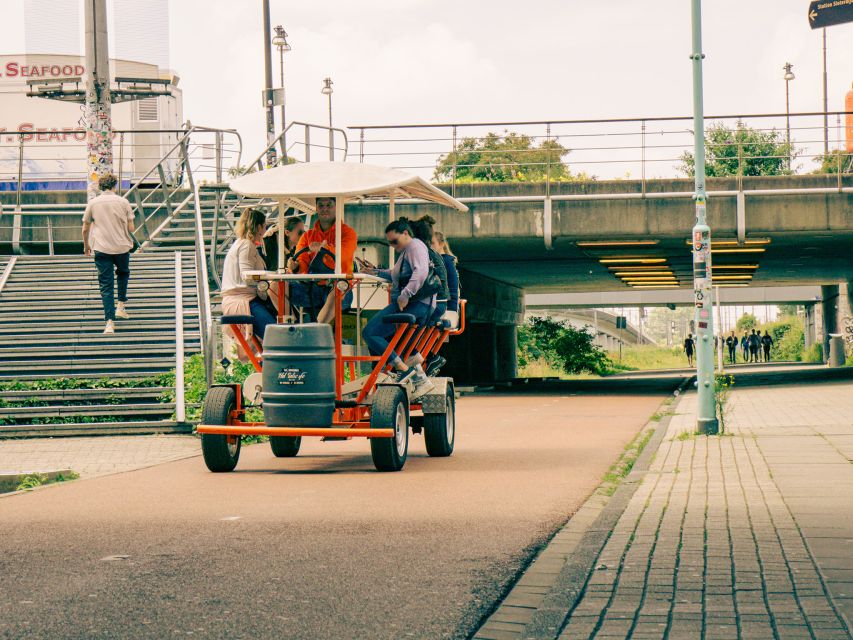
[690,0,718,434]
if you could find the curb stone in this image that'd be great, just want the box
[474,382,690,640]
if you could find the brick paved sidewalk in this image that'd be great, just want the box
[0,435,200,481]
[476,381,853,640]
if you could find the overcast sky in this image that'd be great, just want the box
[171,0,853,175]
[6,0,853,176]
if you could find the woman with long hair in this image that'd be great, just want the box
[221,209,278,357]
[361,218,436,398]
[410,216,449,323]
[262,214,305,272]
[432,230,460,329]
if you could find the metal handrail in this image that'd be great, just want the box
[0,256,17,295]
[182,138,215,387]
[137,193,195,252]
[175,251,186,424]
[122,125,243,203]
[348,110,853,196]
[246,120,349,171]
[349,110,853,130]
[4,124,244,253]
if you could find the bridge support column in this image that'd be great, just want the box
[842,282,853,357]
[821,285,840,361]
[803,304,817,350]
[496,324,518,380]
[439,269,524,385]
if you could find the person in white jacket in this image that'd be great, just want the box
[221,208,278,342]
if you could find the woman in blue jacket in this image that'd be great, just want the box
[362,219,435,397]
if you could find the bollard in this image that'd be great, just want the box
[828,335,846,368]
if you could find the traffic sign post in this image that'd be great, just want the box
[690,0,719,436]
[808,0,853,29]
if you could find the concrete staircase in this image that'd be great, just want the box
[0,252,199,437]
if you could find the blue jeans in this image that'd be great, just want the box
[249,296,277,340]
[94,251,130,321]
[430,301,447,324]
[363,300,431,362]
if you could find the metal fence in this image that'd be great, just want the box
[349,111,853,195]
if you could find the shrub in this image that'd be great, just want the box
[803,343,823,363]
[736,313,758,332]
[518,316,611,375]
[159,354,257,423]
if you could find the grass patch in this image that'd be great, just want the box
[600,426,656,496]
[606,345,689,371]
[517,358,601,380]
[15,470,80,492]
[675,431,694,441]
[0,378,165,392]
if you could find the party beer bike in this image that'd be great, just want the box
[197,162,468,472]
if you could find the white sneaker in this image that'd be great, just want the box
[410,374,435,400]
[103,320,115,335]
[403,353,423,368]
[115,302,130,319]
[410,365,435,399]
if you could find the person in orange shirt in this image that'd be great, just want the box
[287,196,357,323]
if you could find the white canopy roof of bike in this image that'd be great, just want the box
[229,162,468,275]
[229,161,468,211]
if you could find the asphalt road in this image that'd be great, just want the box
[0,391,667,640]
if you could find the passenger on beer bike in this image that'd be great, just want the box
[413,217,462,375]
[411,216,449,323]
[408,216,450,375]
[286,196,357,324]
[432,230,460,329]
[221,209,279,359]
[261,214,305,272]
[361,219,441,398]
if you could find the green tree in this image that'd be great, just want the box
[736,312,757,332]
[680,122,796,177]
[518,316,611,375]
[777,304,800,317]
[813,149,853,174]
[434,131,591,183]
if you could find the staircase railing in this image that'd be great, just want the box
[0,125,243,254]
[127,125,243,249]
[246,121,349,172]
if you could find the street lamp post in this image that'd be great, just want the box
[321,77,334,161]
[272,26,291,162]
[784,62,795,169]
[262,0,277,168]
[690,0,718,435]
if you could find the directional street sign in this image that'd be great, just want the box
[808,0,853,29]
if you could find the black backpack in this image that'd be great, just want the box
[427,247,450,301]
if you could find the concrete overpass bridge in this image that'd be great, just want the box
[344,173,853,363]
[3,172,853,381]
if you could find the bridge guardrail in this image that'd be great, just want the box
[349,111,853,197]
